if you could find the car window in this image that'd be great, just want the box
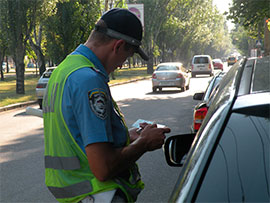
[156,65,179,71]
[203,75,223,101]
[194,57,209,64]
[252,56,270,93]
[195,111,269,202]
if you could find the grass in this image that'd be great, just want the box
[110,67,150,83]
[0,66,151,107]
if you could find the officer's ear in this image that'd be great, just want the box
[113,39,125,53]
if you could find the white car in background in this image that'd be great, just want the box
[2,62,7,71]
[191,55,214,77]
[36,67,56,109]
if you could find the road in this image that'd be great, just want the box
[0,74,216,202]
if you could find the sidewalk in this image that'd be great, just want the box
[0,76,151,113]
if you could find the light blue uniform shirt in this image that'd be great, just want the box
[62,44,127,153]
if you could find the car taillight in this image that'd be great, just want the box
[36,83,47,88]
[194,107,208,131]
[177,73,183,78]
[208,64,211,69]
[191,65,194,70]
[152,73,157,79]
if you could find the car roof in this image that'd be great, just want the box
[193,55,211,58]
[46,66,57,71]
[157,62,183,67]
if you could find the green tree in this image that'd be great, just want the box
[0,1,9,80]
[156,0,232,66]
[1,0,39,94]
[129,0,178,74]
[227,0,270,56]
[28,0,47,76]
[43,0,101,65]
[230,25,252,56]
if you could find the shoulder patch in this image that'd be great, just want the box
[88,89,108,119]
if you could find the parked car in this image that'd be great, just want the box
[164,56,270,202]
[212,58,223,71]
[227,55,237,66]
[191,55,214,77]
[152,62,190,92]
[36,67,56,109]
[191,71,226,132]
[2,62,6,71]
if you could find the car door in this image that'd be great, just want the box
[194,107,269,202]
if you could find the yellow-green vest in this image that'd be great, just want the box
[43,54,144,203]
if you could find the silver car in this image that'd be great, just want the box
[36,67,56,109]
[152,62,190,92]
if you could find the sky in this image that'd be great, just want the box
[213,0,235,31]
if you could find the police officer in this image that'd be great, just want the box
[43,8,171,203]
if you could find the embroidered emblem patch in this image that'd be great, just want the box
[88,90,108,119]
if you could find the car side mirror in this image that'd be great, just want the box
[164,133,196,167]
[193,92,204,100]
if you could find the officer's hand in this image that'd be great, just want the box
[129,122,150,143]
[140,124,171,151]
[129,128,140,142]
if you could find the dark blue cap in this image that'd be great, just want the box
[95,8,148,60]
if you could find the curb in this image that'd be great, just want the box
[109,76,151,87]
[0,100,38,113]
[0,76,151,113]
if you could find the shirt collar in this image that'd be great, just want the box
[71,44,109,82]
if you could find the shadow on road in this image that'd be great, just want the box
[1,127,56,202]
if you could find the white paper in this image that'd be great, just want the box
[132,119,165,128]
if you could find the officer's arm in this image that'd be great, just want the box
[85,124,170,182]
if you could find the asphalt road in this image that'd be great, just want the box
[0,75,214,202]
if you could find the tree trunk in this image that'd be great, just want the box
[29,37,46,76]
[0,48,6,81]
[15,60,25,94]
[6,56,10,73]
[264,17,270,56]
[147,52,154,74]
[13,44,26,94]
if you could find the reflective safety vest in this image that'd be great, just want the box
[43,55,144,203]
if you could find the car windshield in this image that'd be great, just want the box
[156,65,179,71]
[229,57,236,60]
[194,57,209,64]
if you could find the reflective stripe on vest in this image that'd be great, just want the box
[48,180,92,199]
[45,156,80,170]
